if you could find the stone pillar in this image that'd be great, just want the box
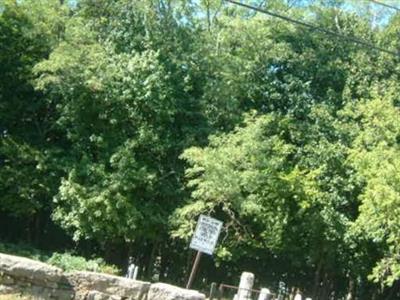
[237,272,254,300]
[258,288,273,300]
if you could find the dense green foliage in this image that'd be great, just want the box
[1,0,400,298]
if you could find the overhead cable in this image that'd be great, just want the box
[225,0,399,57]
[368,0,400,12]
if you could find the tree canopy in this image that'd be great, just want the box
[1,0,400,298]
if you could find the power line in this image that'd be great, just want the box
[368,0,400,12]
[225,0,399,57]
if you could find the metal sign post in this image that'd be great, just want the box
[186,251,202,289]
[186,215,223,289]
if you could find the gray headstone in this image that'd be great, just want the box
[127,264,135,279]
[133,266,139,280]
[294,293,302,300]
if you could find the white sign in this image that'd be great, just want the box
[189,215,223,255]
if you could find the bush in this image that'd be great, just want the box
[47,252,119,274]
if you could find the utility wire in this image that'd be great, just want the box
[368,0,400,12]
[225,0,399,57]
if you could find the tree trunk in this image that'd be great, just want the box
[313,257,324,299]
[320,272,330,300]
[185,250,195,285]
[145,240,159,279]
[159,245,168,281]
[346,278,354,300]
[34,212,41,246]
[289,287,296,300]
[384,280,400,300]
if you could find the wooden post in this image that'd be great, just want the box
[186,251,202,289]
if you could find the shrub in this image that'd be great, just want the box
[47,252,119,274]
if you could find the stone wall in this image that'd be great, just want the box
[0,253,205,300]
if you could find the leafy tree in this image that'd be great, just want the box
[345,86,400,288]
[0,0,68,238]
[34,2,209,277]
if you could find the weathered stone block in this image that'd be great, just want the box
[0,253,64,286]
[0,253,206,300]
[86,290,122,300]
[0,284,15,294]
[67,271,150,300]
[147,283,205,300]
[0,274,14,285]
